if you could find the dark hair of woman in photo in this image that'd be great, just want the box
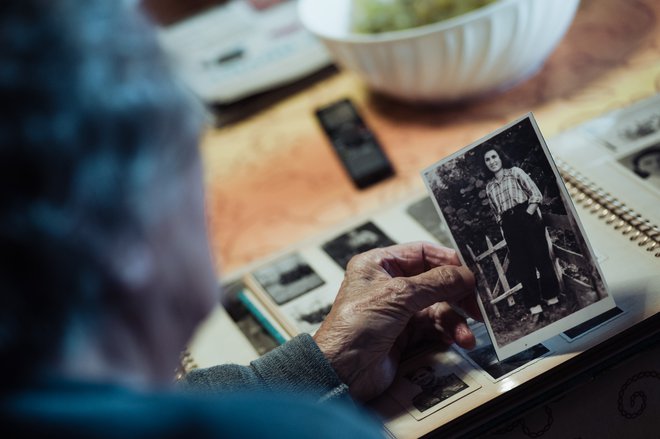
[482,146,560,322]
[479,144,513,176]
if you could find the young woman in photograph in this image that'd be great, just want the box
[483,147,560,322]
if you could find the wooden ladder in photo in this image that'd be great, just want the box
[466,212,604,317]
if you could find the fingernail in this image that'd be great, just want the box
[457,323,470,336]
[457,324,476,349]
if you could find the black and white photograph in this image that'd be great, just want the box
[322,221,396,270]
[387,350,481,421]
[467,343,549,382]
[618,143,660,191]
[422,114,615,360]
[251,253,325,305]
[583,93,660,153]
[287,300,335,334]
[406,196,454,246]
[406,368,468,413]
[619,112,660,143]
[455,322,550,382]
[297,303,333,326]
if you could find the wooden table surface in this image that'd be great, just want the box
[197,0,660,275]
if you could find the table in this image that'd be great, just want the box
[197,0,660,276]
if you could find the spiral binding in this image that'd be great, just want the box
[557,159,660,258]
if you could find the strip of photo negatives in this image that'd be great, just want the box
[421,113,616,360]
[387,349,481,421]
[454,322,550,383]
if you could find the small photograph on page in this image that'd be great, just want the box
[421,114,615,360]
[406,197,454,247]
[467,342,549,382]
[618,143,660,192]
[387,349,481,421]
[285,299,334,334]
[252,252,325,305]
[582,93,660,153]
[321,221,396,270]
[455,323,550,382]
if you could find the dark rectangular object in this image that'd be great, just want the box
[315,98,394,189]
[563,306,624,340]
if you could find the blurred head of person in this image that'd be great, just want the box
[0,0,218,389]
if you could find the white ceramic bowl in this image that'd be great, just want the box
[299,0,580,102]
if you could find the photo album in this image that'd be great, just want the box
[202,94,660,438]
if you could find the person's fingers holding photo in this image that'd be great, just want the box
[416,301,479,349]
[313,241,477,402]
[373,241,483,342]
[398,301,479,357]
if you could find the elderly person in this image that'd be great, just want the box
[0,1,480,437]
[483,146,560,321]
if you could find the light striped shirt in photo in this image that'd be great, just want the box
[485,167,543,223]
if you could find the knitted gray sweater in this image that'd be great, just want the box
[182,333,351,403]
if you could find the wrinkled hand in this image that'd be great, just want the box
[313,242,481,402]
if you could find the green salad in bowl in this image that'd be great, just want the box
[352,0,497,34]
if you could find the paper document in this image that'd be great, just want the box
[158,0,331,103]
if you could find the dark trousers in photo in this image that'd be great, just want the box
[501,203,559,310]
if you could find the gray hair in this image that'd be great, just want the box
[0,0,205,382]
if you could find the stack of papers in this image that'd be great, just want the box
[158,0,332,104]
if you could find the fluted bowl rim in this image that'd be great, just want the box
[300,0,525,44]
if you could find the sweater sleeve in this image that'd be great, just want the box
[180,333,351,403]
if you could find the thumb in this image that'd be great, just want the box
[400,265,475,314]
